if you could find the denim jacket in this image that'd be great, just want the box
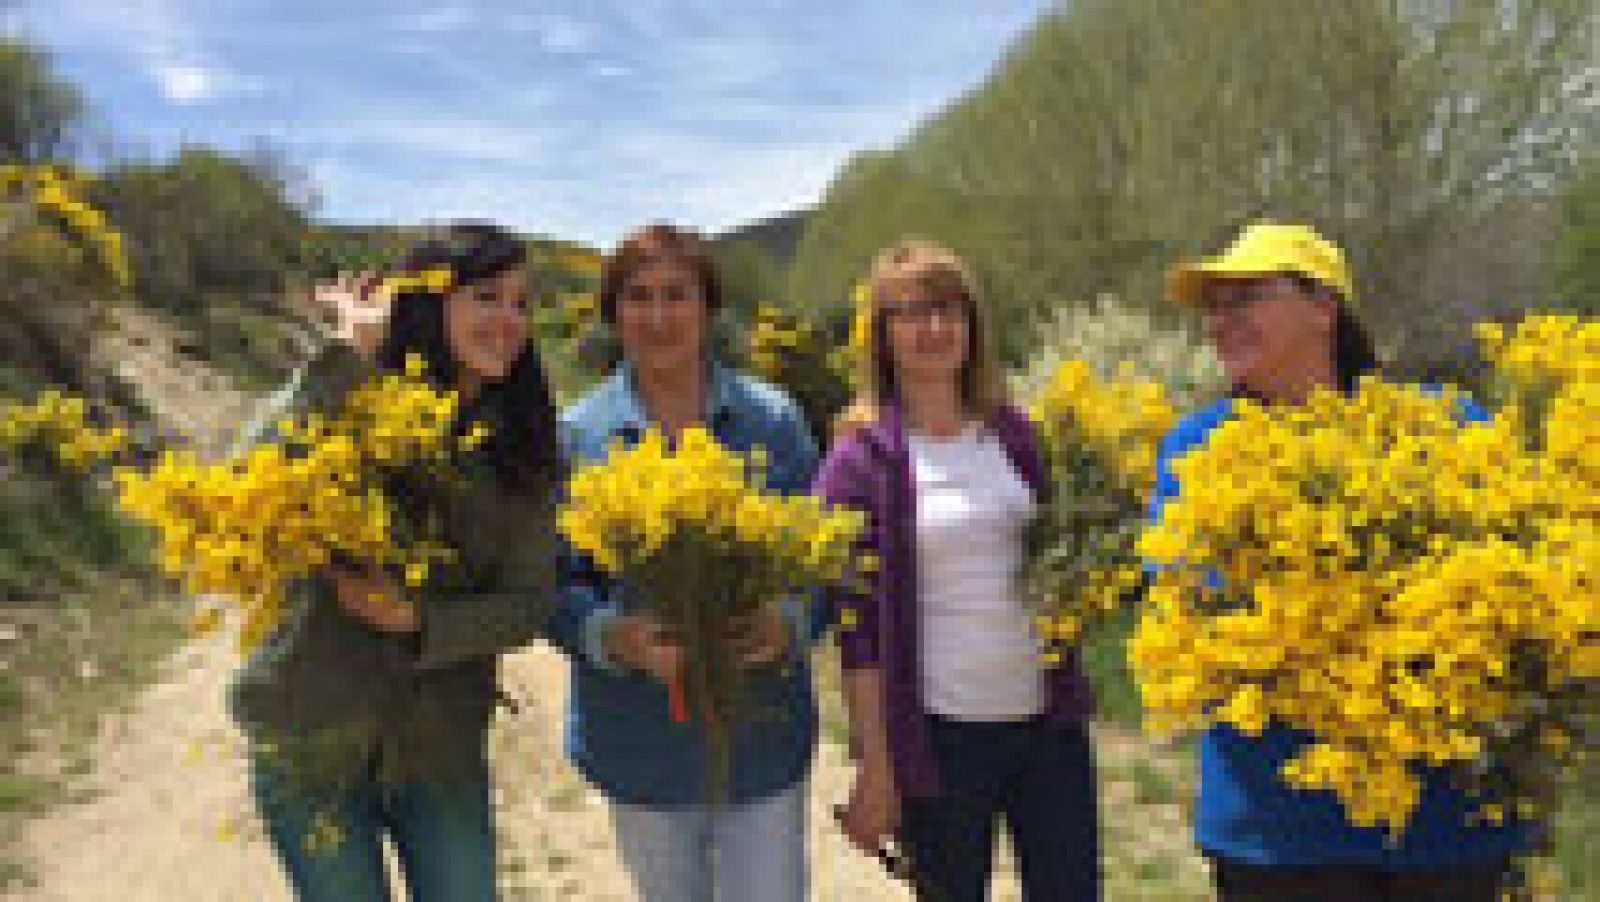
[547,361,822,806]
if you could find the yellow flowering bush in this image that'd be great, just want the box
[0,390,130,470]
[742,303,851,442]
[1477,314,1600,393]
[528,285,614,401]
[1024,359,1176,654]
[1133,314,1598,837]
[559,426,864,796]
[1,163,131,288]
[113,355,488,651]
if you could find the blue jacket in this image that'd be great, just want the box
[1150,394,1533,867]
[547,362,823,807]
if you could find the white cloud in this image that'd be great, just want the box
[17,0,260,105]
[18,0,1054,243]
[154,63,218,103]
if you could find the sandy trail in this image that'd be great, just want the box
[8,639,924,901]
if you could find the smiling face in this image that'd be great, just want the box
[443,266,530,384]
[880,281,970,395]
[1199,275,1335,393]
[613,256,709,380]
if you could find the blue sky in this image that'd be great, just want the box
[7,1,1053,245]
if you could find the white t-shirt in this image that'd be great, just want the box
[910,423,1044,722]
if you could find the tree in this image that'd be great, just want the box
[712,237,784,319]
[787,0,1597,365]
[86,144,314,386]
[0,39,86,164]
[92,144,310,314]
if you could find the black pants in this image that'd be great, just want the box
[900,716,1100,901]
[1209,854,1511,902]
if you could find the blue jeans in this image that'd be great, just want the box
[608,779,807,902]
[251,757,496,901]
[900,716,1101,901]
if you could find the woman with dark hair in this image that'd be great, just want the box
[1153,222,1531,901]
[547,223,822,902]
[233,222,564,901]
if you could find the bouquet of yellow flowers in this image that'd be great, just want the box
[1024,359,1176,657]
[559,426,864,796]
[743,304,852,443]
[1133,314,1598,837]
[112,354,489,650]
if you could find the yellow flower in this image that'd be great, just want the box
[1135,338,1598,834]
[103,361,488,653]
[3,164,130,288]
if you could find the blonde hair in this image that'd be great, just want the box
[839,238,1009,431]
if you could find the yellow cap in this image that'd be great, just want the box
[1167,222,1356,308]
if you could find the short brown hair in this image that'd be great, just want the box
[598,223,722,325]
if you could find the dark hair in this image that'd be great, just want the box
[375,222,563,490]
[1290,274,1378,390]
[598,223,722,326]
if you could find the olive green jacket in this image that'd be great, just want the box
[228,344,562,789]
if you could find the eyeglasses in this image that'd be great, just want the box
[1197,278,1294,316]
[879,296,967,323]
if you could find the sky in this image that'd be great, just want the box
[7,1,1055,245]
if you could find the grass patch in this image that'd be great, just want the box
[0,465,151,598]
[1081,605,1143,728]
[0,460,184,889]
[811,645,852,747]
[0,857,33,891]
[0,581,185,887]
[0,674,23,718]
[1549,782,1598,899]
[0,777,56,816]
[1126,757,1178,807]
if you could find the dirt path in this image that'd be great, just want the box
[93,305,255,459]
[8,640,1208,901]
[6,640,928,901]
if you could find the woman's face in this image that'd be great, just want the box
[614,257,708,380]
[444,267,530,383]
[881,282,970,393]
[1199,276,1334,392]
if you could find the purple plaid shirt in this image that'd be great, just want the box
[812,402,1094,799]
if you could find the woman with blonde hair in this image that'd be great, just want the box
[815,239,1101,900]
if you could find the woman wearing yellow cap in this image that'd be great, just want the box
[1149,222,1531,901]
